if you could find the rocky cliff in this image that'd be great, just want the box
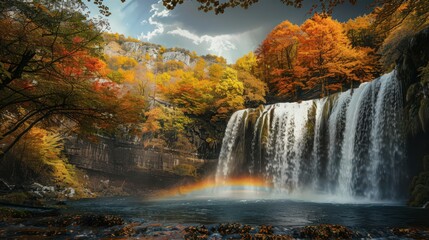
[65,136,206,175]
[396,27,429,207]
[104,40,197,67]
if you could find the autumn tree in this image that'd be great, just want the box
[0,0,144,157]
[142,105,194,151]
[255,20,303,100]
[213,67,244,121]
[256,14,376,99]
[234,52,266,107]
[375,1,429,70]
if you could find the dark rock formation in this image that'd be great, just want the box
[397,27,429,96]
[396,27,429,207]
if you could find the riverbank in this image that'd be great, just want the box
[0,205,428,239]
[0,167,200,206]
[2,196,429,239]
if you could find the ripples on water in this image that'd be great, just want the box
[67,197,429,228]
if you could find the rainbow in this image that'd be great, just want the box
[152,177,273,200]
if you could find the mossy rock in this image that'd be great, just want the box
[409,171,429,207]
[413,172,429,187]
[298,224,353,240]
[409,184,429,207]
[406,83,421,102]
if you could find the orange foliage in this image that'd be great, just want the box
[256,14,377,99]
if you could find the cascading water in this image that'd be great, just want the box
[215,71,406,201]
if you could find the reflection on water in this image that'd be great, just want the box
[67,197,429,227]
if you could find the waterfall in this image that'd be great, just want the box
[215,71,406,201]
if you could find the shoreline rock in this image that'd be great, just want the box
[1,207,428,239]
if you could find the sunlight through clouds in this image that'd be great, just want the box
[138,1,171,41]
[167,28,237,56]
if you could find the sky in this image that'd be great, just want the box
[87,0,374,63]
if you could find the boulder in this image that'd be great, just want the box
[30,182,44,191]
[408,171,429,207]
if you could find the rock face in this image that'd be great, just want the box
[104,41,196,67]
[162,51,191,66]
[65,136,204,175]
[121,42,159,62]
[397,27,429,94]
[396,27,429,207]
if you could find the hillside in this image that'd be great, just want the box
[99,33,266,159]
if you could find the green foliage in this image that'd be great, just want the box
[142,106,194,151]
[213,67,244,121]
[409,171,429,207]
[107,70,124,83]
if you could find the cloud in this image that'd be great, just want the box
[167,28,237,56]
[138,1,171,41]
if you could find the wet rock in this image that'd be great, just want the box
[259,225,274,235]
[42,186,55,193]
[207,233,222,240]
[112,223,138,237]
[224,233,242,239]
[296,224,354,240]
[184,223,294,240]
[134,226,148,234]
[77,214,124,227]
[30,182,44,190]
[217,223,242,235]
[30,191,45,199]
[61,187,75,198]
[51,214,125,228]
[392,227,429,239]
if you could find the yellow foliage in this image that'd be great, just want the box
[8,128,86,197]
[106,55,138,70]
[118,68,136,84]
[235,52,257,72]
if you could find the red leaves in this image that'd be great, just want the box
[72,36,84,44]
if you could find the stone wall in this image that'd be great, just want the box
[65,136,205,174]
